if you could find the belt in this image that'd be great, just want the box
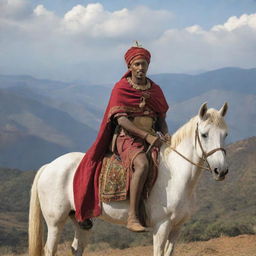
[132,116,155,134]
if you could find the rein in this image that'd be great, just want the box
[167,123,226,172]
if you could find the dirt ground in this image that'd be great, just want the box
[84,235,256,256]
[3,235,256,256]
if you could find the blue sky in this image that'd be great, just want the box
[0,0,256,83]
[32,0,256,28]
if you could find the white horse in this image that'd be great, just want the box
[28,102,229,256]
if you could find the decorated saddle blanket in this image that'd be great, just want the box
[99,152,158,203]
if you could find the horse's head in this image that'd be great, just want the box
[196,102,229,181]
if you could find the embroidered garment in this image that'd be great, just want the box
[73,75,168,222]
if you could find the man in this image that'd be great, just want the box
[73,43,169,232]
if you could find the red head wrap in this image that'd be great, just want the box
[124,46,151,66]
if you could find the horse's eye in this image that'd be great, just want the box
[224,132,228,138]
[201,133,208,138]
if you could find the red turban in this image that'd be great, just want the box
[124,46,151,66]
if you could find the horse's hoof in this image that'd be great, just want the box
[78,219,93,230]
[71,246,76,255]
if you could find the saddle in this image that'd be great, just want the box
[99,151,158,203]
[99,153,129,202]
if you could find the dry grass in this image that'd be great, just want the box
[1,235,256,256]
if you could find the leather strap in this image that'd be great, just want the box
[168,123,226,173]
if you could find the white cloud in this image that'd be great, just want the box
[212,13,256,31]
[0,0,30,19]
[0,2,255,83]
[151,13,256,74]
[62,4,172,39]
[63,3,106,33]
[33,4,54,17]
[185,25,204,34]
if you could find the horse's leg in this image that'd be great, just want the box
[41,201,69,255]
[153,219,171,256]
[70,214,91,256]
[163,225,181,256]
[44,220,66,256]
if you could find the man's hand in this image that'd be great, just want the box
[163,133,172,143]
[145,134,162,147]
[156,132,172,144]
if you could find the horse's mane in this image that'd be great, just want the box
[165,108,228,152]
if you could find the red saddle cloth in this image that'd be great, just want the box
[99,152,158,203]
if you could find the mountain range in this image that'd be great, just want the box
[0,67,255,169]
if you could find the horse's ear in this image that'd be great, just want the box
[219,102,228,117]
[198,102,208,120]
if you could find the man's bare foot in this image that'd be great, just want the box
[127,215,146,232]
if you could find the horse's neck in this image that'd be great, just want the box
[158,137,203,201]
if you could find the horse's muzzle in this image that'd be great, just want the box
[213,168,229,181]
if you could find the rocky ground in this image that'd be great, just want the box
[2,235,256,256]
[86,235,256,256]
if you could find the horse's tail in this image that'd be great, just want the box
[28,165,47,256]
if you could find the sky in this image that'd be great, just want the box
[0,0,256,84]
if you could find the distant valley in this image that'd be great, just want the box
[0,67,255,169]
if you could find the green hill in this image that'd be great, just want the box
[0,137,255,253]
[181,136,256,241]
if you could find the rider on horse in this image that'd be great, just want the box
[73,43,170,232]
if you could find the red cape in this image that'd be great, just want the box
[73,75,169,221]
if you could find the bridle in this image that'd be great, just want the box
[168,123,226,172]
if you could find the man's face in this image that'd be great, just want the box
[129,58,149,80]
